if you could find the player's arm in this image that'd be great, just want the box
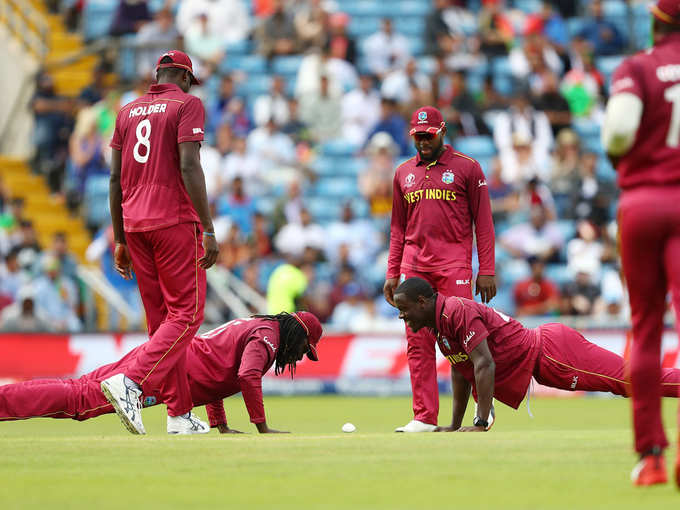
[206,400,243,434]
[383,172,406,306]
[178,141,218,269]
[459,338,494,432]
[237,340,289,434]
[109,148,132,279]
[468,162,496,303]
[436,368,471,432]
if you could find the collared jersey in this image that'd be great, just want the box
[610,33,680,189]
[185,318,280,426]
[433,294,540,409]
[110,83,204,232]
[387,145,495,278]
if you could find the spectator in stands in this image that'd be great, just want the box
[0,197,25,238]
[478,74,509,112]
[198,124,232,201]
[478,0,514,58]
[120,76,151,107]
[513,256,561,317]
[184,13,226,67]
[324,202,381,270]
[257,0,299,59]
[381,58,432,107]
[600,264,624,317]
[249,212,273,258]
[266,258,314,314]
[561,42,606,119]
[294,0,328,49]
[510,33,563,90]
[327,12,356,65]
[363,18,411,79]
[424,0,476,56]
[536,1,569,52]
[31,72,75,193]
[499,132,549,186]
[274,208,325,259]
[567,152,616,226]
[47,231,78,283]
[329,264,360,311]
[176,0,251,45]
[500,204,564,263]
[487,157,519,223]
[566,219,604,283]
[577,0,626,56]
[342,73,381,146]
[207,75,237,135]
[548,128,581,202]
[524,176,557,221]
[359,132,399,219]
[217,176,258,237]
[329,281,372,330]
[281,97,310,143]
[272,179,304,233]
[561,259,603,316]
[247,117,297,186]
[0,286,51,333]
[253,75,290,127]
[365,98,409,157]
[0,248,26,303]
[493,92,553,171]
[216,222,250,271]
[66,107,108,206]
[222,135,262,197]
[78,64,108,106]
[532,71,572,137]
[438,70,489,138]
[32,255,81,332]
[299,74,342,142]
[109,0,151,37]
[14,221,42,265]
[221,97,252,138]
[295,43,356,99]
[134,8,180,76]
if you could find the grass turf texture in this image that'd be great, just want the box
[1,396,678,509]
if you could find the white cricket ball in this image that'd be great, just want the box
[342,422,356,433]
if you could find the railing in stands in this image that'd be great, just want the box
[0,0,48,60]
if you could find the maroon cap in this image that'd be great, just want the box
[156,50,200,85]
[651,0,680,24]
[291,311,323,361]
[409,106,445,136]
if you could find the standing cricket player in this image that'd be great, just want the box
[384,106,496,433]
[392,278,680,432]
[602,0,680,486]
[102,50,219,435]
[0,312,323,434]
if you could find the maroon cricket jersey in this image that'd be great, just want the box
[110,83,204,232]
[610,33,680,189]
[433,294,540,409]
[185,318,280,426]
[387,145,495,279]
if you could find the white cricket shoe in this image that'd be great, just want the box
[100,374,145,435]
[395,420,437,433]
[167,412,210,435]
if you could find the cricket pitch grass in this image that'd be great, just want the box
[1,396,678,509]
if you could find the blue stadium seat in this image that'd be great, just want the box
[351,198,370,219]
[393,17,426,38]
[348,17,381,38]
[236,74,271,97]
[407,37,425,56]
[566,17,588,38]
[219,54,267,74]
[271,55,304,77]
[603,0,628,17]
[84,175,111,227]
[313,156,338,177]
[515,0,542,13]
[500,259,530,287]
[320,140,360,158]
[596,55,625,80]
[336,158,365,177]
[226,40,254,56]
[83,1,116,41]
[306,196,342,223]
[555,220,577,243]
[545,264,573,287]
[453,135,497,159]
[312,177,359,198]
[572,119,600,141]
[342,1,384,18]
[395,1,431,18]
[597,158,617,182]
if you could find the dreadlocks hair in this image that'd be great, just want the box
[251,312,308,377]
[394,277,435,301]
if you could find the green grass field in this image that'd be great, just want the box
[1,395,678,509]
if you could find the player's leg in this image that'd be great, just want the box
[125,223,206,424]
[620,194,670,456]
[0,378,110,421]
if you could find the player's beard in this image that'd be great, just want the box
[417,137,443,162]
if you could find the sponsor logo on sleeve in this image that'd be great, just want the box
[192,127,204,134]
[263,336,276,353]
[478,179,487,187]
[463,330,475,348]
[442,171,454,184]
[610,76,635,94]
[570,376,579,390]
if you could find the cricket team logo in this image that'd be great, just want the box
[441,336,451,350]
[417,111,427,123]
[442,171,454,184]
[404,173,416,188]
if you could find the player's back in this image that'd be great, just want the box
[612,34,680,189]
[111,83,204,231]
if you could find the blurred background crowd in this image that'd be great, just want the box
[0,0,658,332]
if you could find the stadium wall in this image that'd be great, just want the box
[1,331,678,397]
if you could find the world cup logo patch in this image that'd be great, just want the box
[405,173,416,188]
[442,171,454,184]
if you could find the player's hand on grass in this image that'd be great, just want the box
[199,231,219,270]
[383,277,400,306]
[434,425,459,432]
[475,274,496,304]
[114,243,133,280]
[216,424,243,434]
[256,422,289,433]
[457,426,488,432]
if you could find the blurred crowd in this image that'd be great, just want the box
[16,0,658,332]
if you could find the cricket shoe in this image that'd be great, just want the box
[395,420,437,433]
[100,374,145,435]
[167,412,210,435]
[631,449,667,486]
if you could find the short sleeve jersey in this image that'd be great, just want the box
[610,33,680,189]
[434,294,540,408]
[110,83,205,231]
